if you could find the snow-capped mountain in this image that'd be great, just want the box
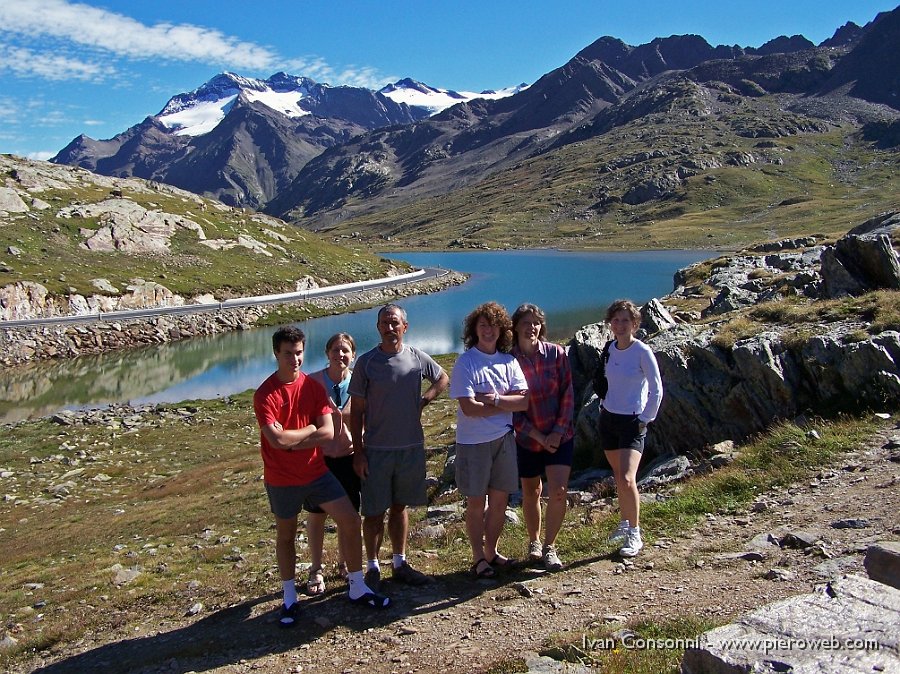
[158,73,317,136]
[155,73,525,138]
[52,71,525,208]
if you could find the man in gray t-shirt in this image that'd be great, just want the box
[350,304,449,590]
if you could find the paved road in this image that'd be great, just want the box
[3,267,448,327]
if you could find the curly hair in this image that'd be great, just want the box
[605,299,641,324]
[462,301,514,352]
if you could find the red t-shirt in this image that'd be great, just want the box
[253,371,332,486]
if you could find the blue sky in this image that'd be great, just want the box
[0,0,895,160]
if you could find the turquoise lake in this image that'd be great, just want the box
[0,249,712,421]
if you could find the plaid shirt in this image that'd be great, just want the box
[512,340,575,452]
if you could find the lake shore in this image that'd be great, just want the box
[0,271,467,367]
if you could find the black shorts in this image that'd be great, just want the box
[517,438,574,479]
[599,408,646,453]
[306,454,361,513]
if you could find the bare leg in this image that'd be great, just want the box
[483,488,509,561]
[465,495,487,562]
[274,515,299,582]
[520,475,543,545]
[387,504,408,557]
[306,511,326,570]
[606,448,642,527]
[362,513,385,563]
[542,464,571,546]
[320,496,363,572]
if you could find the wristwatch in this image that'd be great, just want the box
[492,392,500,407]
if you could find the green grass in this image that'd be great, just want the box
[543,615,718,673]
[1,156,404,301]
[302,101,899,251]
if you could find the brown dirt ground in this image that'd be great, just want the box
[13,420,900,674]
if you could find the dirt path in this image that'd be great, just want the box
[18,422,900,674]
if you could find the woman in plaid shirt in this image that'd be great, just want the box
[511,303,575,571]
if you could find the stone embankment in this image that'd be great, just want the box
[0,272,465,366]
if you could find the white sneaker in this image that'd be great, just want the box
[619,527,643,557]
[608,520,630,544]
[527,540,543,562]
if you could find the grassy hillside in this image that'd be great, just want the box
[307,91,899,251]
[0,156,402,301]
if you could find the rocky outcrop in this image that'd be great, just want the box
[571,214,900,464]
[573,321,900,463]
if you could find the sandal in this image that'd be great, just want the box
[470,558,496,579]
[279,601,300,628]
[349,591,391,609]
[487,554,518,571]
[306,566,325,595]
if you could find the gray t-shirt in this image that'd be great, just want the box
[348,344,444,451]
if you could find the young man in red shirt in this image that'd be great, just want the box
[254,326,389,627]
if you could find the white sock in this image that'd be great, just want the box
[392,553,406,569]
[630,525,641,534]
[348,570,369,599]
[282,579,297,607]
[367,559,380,572]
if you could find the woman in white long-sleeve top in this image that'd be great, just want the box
[598,299,663,558]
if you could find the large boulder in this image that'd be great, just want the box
[682,575,900,674]
[821,215,900,297]
[570,323,900,461]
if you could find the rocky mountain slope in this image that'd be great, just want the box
[52,74,519,211]
[266,7,899,248]
[49,9,900,251]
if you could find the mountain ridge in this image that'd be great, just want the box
[51,9,900,249]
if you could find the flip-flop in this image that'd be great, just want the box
[470,558,496,579]
[487,554,518,571]
[306,567,325,595]
[349,591,391,609]
[279,602,300,628]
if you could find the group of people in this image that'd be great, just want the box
[252,300,663,627]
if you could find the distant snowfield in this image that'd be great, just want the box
[158,78,526,137]
[381,85,525,114]
[159,96,238,136]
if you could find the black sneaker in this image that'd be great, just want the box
[364,567,381,593]
[391,561,430,585]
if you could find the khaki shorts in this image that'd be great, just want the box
[360,447,427,516]
[455,432,518,497]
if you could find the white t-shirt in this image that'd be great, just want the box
[450,347,529,445]
[602,339,663,423]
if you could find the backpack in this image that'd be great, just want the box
[591,340,614,399]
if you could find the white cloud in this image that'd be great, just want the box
[0,0,280,69]
[0,0,391,88]
[83,119,104,126]
[0,43,109,81]
[27,151,56,161]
